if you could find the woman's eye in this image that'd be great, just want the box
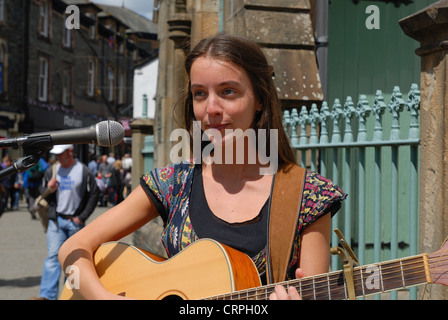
[193,91,206,99]
[223,88,236,95]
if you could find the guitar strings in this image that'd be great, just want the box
[206,254,448,300]
[427,249,448,284]
[205,254,448,300]
[210,261,447,300]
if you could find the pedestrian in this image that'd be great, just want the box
[122,153,132,172]
[88,154,100,176]
[0,177,4,218]
[108,160,125,206]
[0,154,17,211]
[122,153,132,198]
[33,144,98,300]
[107,153,116,166]
[12,172,23,211]
[95,173,106,206]
[58,34,346,300]
[123,167,132,198]
[24,157,47,219]
[98,154,112,206]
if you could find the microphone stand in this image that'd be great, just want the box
[0,136,52,179]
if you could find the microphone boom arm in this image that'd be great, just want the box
[0,119,124,180]
[0,136,53,180]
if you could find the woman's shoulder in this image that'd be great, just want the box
[142,159,197,186]
[301,170,347,221]
[155,159,196,176]
[304,171,346,198]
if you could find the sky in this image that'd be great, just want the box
[91,0,154,20]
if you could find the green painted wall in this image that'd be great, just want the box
[327,0,434,102]
[325,1,435,268]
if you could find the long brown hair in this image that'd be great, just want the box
[181,33,296,167]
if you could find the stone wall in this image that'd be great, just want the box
[400,0,448,300]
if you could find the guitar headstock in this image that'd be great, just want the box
[428,236,448,286]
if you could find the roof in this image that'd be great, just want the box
[63,0,90,4]
[62,0,102,10]
[94,3,158,35]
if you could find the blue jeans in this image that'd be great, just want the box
[39,216,84,300]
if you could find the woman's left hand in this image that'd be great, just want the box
[269,268,305,300]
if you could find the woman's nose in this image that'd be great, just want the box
[205,94,222,115]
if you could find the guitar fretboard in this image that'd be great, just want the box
[204,254,430,300]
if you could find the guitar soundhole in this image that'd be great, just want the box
[162,295,184,300]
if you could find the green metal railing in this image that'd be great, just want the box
[283,84,420,300]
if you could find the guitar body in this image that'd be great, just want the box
[59,239,261,300]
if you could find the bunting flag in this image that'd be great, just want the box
[121,120,130,130]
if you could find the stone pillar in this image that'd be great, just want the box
[167,13,191,162]
[132,1,192,256]
[188,0,220,44]
[399,0,448,300]
[168,14,191,125]
[153,0,175,169]
[130,118,163,255]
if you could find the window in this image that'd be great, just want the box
[87,59,96,97]
[63,23,72,48]
[118,70,125,104]
[39,0,50,38]
[107,66,114,102]
[38,56,49,101]
[89,21,96,40]
[0,42,6,94]
[62,65,72,105]
[86,12,96,40]
[118,30,126,55]
[132,48,137,61]
[0,0,5,23]
[118,40,125,55]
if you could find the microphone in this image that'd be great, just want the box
[0,120,125,150]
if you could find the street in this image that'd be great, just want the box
[0,201,131,300]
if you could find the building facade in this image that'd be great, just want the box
[0,0,158,161]
[152,0,321,168]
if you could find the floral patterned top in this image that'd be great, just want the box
[140,160,347,282]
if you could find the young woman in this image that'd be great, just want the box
[58,33,346,300]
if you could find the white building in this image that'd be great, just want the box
[133,57,158,119]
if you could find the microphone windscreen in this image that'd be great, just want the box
[97,121,125,147]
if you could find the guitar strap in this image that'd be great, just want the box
[266,164,306,284]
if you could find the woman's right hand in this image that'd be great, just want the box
[58,186,160,300]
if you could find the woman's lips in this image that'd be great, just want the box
[207,123,229,131]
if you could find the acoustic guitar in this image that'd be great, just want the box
[59,238,448,300]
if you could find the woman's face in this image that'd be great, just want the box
[190,56,261,145]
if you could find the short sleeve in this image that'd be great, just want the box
[298,171,347,232]
[140,161,196,224]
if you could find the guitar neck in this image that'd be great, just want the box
[205,254,431,300]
